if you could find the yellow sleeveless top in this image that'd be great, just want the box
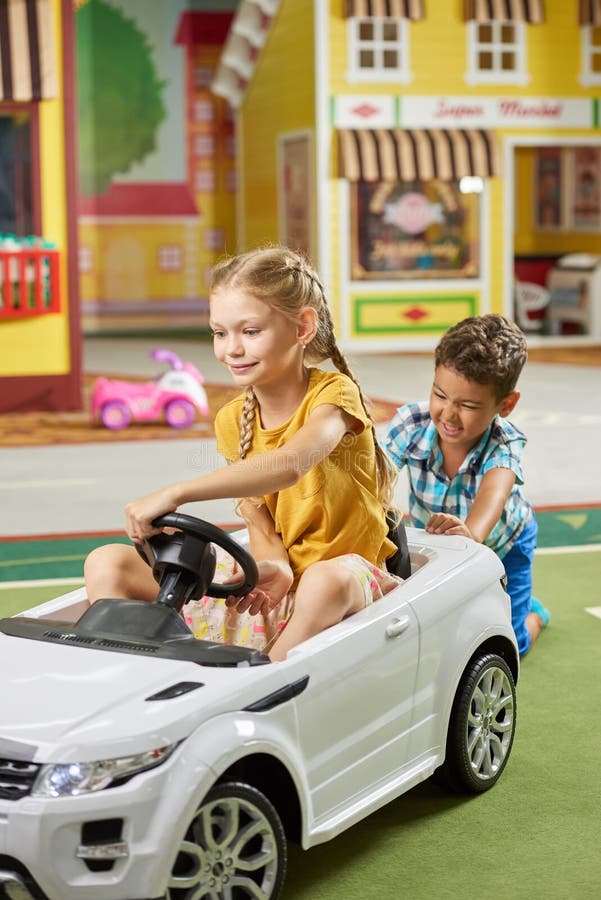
[215,368,395,585]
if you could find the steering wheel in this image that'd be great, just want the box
[136,512,258,603]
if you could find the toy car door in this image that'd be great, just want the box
[291,592,419,825]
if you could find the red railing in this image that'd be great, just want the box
[0,249,60,320]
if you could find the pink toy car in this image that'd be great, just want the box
[91,349,209,430]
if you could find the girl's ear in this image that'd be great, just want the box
[297,306,319,345]
[498,390,520,418]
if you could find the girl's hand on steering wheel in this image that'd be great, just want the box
[125,488,179,543]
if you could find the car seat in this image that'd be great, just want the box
[385,513,411,579]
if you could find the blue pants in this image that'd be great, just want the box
[501,514,538,657]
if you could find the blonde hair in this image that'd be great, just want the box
[210,245,397,514]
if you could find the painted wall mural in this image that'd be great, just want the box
[76,0,239,333]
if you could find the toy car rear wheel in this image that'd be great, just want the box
[166,781,287,900]
[100,400,131,430]
[435,652,516,794]
[165,398,196,428]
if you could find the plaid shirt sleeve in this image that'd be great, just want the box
[480,420,526,486]
[384,402,428,470]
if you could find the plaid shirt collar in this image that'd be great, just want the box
[411,417,496,477]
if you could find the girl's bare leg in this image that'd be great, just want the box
[269,559,365,662]
[84,544,158,604]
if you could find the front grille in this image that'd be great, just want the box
[0,758,40,801]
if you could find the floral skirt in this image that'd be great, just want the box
[183,549,402,654]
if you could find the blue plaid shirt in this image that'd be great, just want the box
[384,402,532,558]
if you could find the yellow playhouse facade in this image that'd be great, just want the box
[214,0,601,351]
[0,0,80,412]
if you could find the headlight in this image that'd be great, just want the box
[32,743,177,798]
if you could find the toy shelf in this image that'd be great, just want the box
[0,249,60,320]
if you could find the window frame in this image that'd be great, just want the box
[157,244,184,273]
[346,16,412,85]
[0,103,41,237]
[465,19,529,87]
[580,24,601,86]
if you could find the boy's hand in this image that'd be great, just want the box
[426,513,475,540]
[224,559,294,616]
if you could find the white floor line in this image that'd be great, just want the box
[585,607,601,620]
[0,577,84,590]
[535,544,601,555]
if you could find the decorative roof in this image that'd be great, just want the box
[174,11,235,47]
[79,183,200,218]
[211,0,281,108]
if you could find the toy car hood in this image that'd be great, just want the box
[0,632,280,762]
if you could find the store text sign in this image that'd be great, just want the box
[335,95,596,129]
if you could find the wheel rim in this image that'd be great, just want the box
[166,399,195,428]
[466,664,514,782]
[101,401,130,430]
[167,795,280,899]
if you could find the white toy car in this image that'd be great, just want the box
[0,514,518,900]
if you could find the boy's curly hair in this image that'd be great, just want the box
[434,314,527,400]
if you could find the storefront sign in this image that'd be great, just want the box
[334,95,598,130]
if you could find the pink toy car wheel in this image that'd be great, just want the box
[165,398,196,429]
[101,400,132,430]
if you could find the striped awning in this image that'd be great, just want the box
[343,0,425,19]
[463,0,545,23]
[579,0,601,25]
[0,0,57,101]
[338,128,501,182]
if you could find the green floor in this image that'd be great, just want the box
[284,550,601,900]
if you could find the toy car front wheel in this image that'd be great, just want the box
[100,400,131,430]
[165,398,196,428]
[435,652,516,793]
[166,781,287,899]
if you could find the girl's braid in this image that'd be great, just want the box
[308,276,397,514]
[238,386,258,460]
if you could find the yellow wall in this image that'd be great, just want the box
[0,0,72,377]
[240,0,316,248]
[79,221,201,303]
[330,1,592,99]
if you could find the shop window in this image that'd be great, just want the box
[157,244,183,272]
[195,169,216,192]
[194,100,214,123]
[534,146,601,231]
[580,25,601,85]
[466,20,527,86]
[205,227,224,250]
[346,17,411,83]
[194,65,214,88]
[351,180,481,281]
[194,134,216,158]
[0,112,35,236]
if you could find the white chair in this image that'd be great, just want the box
[514,280,550,333]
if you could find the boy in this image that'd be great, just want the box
[385,314,550,657]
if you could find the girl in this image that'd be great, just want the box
[85,246,401,661]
